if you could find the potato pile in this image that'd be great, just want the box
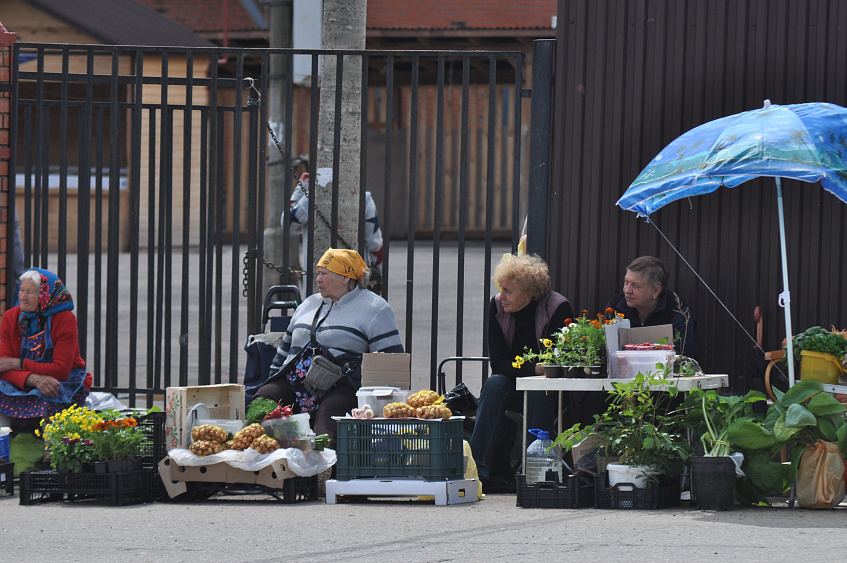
[189,440,224,456]
[231,423,265,450]
[416,404,452,419]
[407,389,439,408]
[381,389,452,419]
[191,424,227,444]
[251,434,280,454]
[189,424,229,456]
[383,402,417,418]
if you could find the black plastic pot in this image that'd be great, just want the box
[690,455,737,511]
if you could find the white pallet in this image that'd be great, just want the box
[325,478,478,505]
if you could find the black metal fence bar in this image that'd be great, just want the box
[8,43,533,405]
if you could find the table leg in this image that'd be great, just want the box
[522,390,528,475]
[558,391,563,437]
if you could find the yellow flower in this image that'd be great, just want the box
[512,362,519,368]
[542,339,553,348]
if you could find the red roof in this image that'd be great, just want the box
[134,0,557,35]
[135,0,259,33]
[367,0,557,30]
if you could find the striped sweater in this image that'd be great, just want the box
[269,287,404,388]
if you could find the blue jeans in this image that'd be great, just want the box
[469,373,555,481]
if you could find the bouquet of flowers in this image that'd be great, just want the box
[38,404,101,472]
[514,308,623,368]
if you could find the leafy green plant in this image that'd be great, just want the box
[727,379,847,505]
[790,326,847,359]
[247,397,279,424]
[553,370,690,480]
[680,388,766,456]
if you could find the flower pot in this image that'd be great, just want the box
[690,455,737,510]
[94,461,109,474]
[543,365,565,378]
[606,463,660,488]
[107,459,142,473]
[799,350,845,385]
[563,366,599,378]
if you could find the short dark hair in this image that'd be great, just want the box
[626,256,668,290]
[292,154,309,172]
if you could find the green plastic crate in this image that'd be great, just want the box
[336,418,463,481]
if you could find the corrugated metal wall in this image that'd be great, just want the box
[550,0,847,392]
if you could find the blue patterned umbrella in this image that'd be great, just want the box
[617,100,847,387]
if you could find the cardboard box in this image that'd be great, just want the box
[605,323,673,379]
[361,353,411,389]
[618,325,674,349]
[165,384,245,450]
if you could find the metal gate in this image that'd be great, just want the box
[9,42,545,406]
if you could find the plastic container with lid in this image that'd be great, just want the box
[261,413,312,449]
[356,386,411,416]
[525,429,562,485]
[613,350,675,379]
[194,418,244,438]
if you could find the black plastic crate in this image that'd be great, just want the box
[516,473,595,508]
[136,411,167,470]
[336,418,464,481]
[136,411,167,501]
[594,473,682,509]
[19,469,155,506]
[280,475,319,503]
[0,462,13,495]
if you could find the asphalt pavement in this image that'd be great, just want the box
[1,488,842,562]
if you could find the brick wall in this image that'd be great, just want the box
[0,22,14,314]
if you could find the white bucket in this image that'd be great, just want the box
[606,463,659,488]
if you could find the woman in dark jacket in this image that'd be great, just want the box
[469,254,573,491]
[606,256,696,356]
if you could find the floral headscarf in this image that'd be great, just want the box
[317,248,369,280]
[18,268,74,360]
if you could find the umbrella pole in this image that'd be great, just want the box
[775,177,796,387]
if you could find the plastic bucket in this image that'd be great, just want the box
[690,455,736,511]
[800,351,844,385]
[606,463,659,488]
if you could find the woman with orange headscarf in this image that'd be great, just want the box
[252,248,403,447]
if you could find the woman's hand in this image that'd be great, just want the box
[0,356,20,373]
[25,373,60,398]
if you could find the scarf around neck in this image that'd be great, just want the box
[18,268,74,361]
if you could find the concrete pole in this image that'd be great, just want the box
[312,0,366,274]
[263,0,293,292]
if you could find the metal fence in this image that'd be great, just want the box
[9,42,542,406]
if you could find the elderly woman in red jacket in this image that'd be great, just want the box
[0,268,91,431]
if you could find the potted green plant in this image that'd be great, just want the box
[680,388,767,510]
[553,370,690,487]
[514,309,622,378]
[790,326,847,384]
[90,411,148,473]
[727,379,847,505]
